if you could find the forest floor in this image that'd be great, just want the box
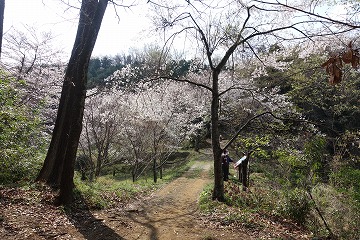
[0,149,312,240]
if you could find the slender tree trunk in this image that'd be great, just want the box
[132,158,139,182]
[95,155,102,177]
[36,0,108,205]
[132,171,136,182]
[0,0,4,59]
[153,158,157,183]
[89,160,95,181]
[211,70,224,201]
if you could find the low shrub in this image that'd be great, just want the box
[278,188,311,224]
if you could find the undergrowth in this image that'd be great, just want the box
[198,172,359,240]
[73,152,194,209]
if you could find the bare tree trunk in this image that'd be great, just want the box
[153,158,157,183]
[36,0,108,205]
[132,171,136,182]
[211,70,224,201]
[131,161,137,183]
[0,0,4,59]
[95,155,102,177]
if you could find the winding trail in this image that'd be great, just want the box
[93,154,251,240]
[0,151,250,240]
[0,151,311,239]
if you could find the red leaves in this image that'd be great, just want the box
[322,42,359,85]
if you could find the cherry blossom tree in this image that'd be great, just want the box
[118,79,207,182]
[79,92,123,179]
[2,26,62,77]
[147,0,360,201]
[84,58,208,182]
[125,80,207,182]
[2,25,66,133]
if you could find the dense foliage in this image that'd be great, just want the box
[212,46,360,239]
[0,71,46,184]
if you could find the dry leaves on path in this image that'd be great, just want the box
[1,156,312,239]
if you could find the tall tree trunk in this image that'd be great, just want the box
[211,70,224,201]
[36,0,108,205]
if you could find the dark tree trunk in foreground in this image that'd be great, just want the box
[0,0,5,59]
[36,0,108,205]
[211,70,224,201]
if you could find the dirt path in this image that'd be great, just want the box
[91,159,250,240]
[2,155,252,240]
[1,153,310,239]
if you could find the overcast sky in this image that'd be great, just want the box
[4,0,156,58]
[4,0,351,62]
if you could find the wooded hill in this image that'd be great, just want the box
[1,43,359,238]
[1,1,360,239]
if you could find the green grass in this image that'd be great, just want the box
[73,151,195,209]
[198,166,360,240]
[198,184,235,215]
[74,175,157,209]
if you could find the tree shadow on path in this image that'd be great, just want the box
[124,207,198,240]
[65,197,125,240]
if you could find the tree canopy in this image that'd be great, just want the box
[0,0,359,238]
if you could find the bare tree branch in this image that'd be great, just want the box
[152,75,213,92]
[253,0,360,29]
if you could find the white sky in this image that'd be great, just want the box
[3,0,352,61]
[4,0,157,58]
